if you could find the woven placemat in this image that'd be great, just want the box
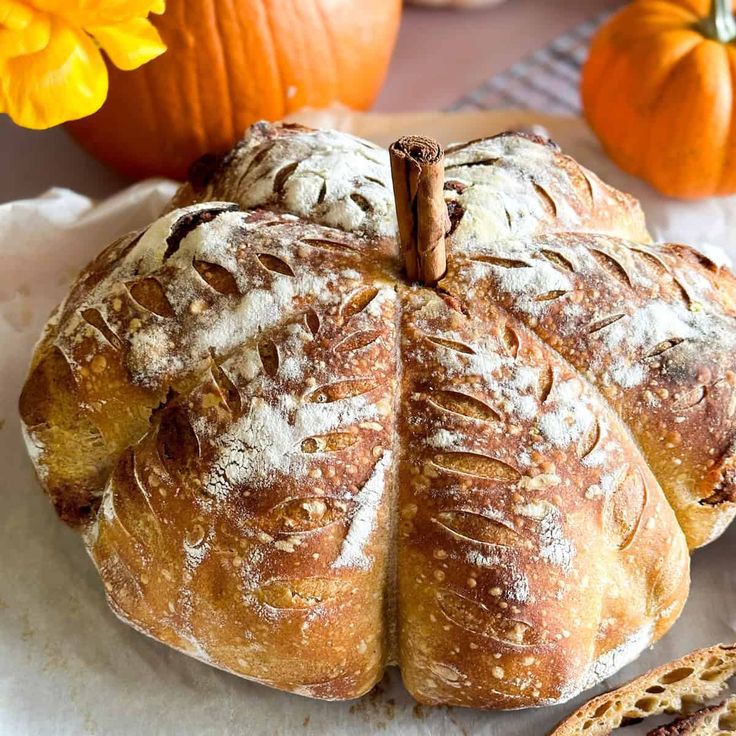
[450,7,621,115]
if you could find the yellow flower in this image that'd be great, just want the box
[0,0,166,129]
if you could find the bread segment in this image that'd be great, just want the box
[396,289,688,708]
[445,235,736,548]
[84,209,400,698]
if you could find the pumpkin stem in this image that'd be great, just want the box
[699,0,736,43]
[389,136,448,286]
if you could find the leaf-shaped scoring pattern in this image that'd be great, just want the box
[261,497,352,535]
[436,589,545,647]
[301,433,359,453]
[307,379,379,404]
[605,468,648,550]
[434,510,520,547]
[433,452,521,482]
[429,390,500,422]
[253,578,354,610]
[127,277,175,317]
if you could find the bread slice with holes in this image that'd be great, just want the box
[647,697,736,735]
[550,644,736,735]
[25,121,736,707]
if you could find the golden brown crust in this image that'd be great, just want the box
[444,234,736,548]
[19,122,705,706]
[87,224,399,696]
[550,643,736,736]
[396,289,687,708]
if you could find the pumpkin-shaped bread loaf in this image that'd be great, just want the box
[20,122,736,708]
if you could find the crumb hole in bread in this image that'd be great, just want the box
[432,452,521,482]
[127,277,175,317]
[257,253,295,277]
[592,700,613,718]
[634,696,660,712]
[429,390,500,422]
[646,685,666,694]
[193,260,240,295]
[308,379,379,404]
[701,667,728,681]
[659,667,695,684]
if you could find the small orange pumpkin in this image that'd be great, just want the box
[66,0,402,180]
[582,0,736,199]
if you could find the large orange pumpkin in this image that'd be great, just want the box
[582,0,736,199]
[66,0,402,180]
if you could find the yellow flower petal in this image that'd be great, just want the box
[0,6,50,62]
[0,15,107,129]
[28,1,166,26]
[86,16,165,71]
[0,0,36,29]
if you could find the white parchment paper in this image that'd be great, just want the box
[3,111,736,736]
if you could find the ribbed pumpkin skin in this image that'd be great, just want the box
[66,0,402,179]
[582,0,736,199]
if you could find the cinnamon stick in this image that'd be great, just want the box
[389,135,449,285]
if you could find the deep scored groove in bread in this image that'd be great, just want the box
[550,644,736,735]
[20,122,736,707]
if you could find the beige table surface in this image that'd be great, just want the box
[0,0,618,203]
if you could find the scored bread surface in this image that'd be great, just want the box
[21,122,736,707]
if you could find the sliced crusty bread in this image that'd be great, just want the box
[646,697,736,735]
[550,644,736,736]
